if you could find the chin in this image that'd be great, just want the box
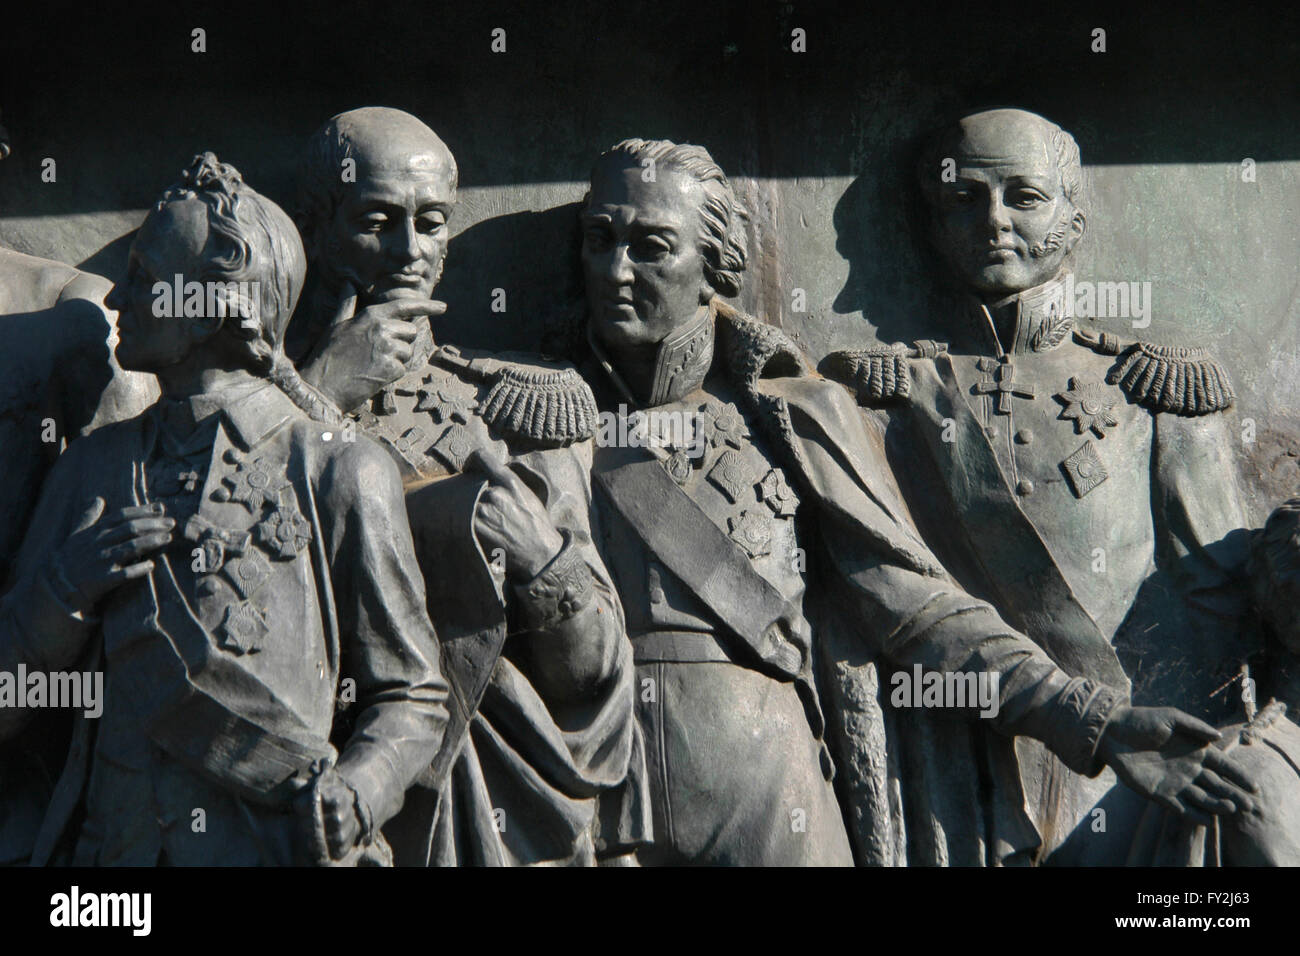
[969,266,1033,298]
[593,316,650,352]
[115,351,154,373]
[370,285,430,303]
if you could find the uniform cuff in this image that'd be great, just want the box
[512,532,595,631]
[1050,678,1126,777]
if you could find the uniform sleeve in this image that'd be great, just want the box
[0,440,102,740]
[507,440,630,709]
[1150,411,1251,621]
[782,376,1122,775]
[320,438,451,832]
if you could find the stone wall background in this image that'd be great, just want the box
[2,0,1297,519]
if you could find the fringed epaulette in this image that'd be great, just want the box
[820,340,948,405]
[434,347,598,446]
[1073,329,1235,415]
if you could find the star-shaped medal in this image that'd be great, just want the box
[696,401,751,452]
[415,373,479,424]
[1057,378,1119,438]
[219,452,289,512]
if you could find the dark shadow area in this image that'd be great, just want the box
[76,230,136,283]
[828,134,950,344]
[434,202,585,356]
[1,0,1297,218]
[1115,527,1260,724]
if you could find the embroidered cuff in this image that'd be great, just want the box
[1051,677,1126,777]
[512,532,595,631]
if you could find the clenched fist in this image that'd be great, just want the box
[467,450,565,583]
[294,765,364,864]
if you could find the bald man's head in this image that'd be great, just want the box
[918,108,1086,298]
[296,107,457,303]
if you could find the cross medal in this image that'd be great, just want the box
[975,356,1035,414]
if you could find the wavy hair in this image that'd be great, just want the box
[586,138,749,297]
[156,152,306,375]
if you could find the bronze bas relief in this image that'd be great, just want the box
[0,105,1289,867]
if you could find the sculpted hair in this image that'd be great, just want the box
[295,108,459,252]
[917,110,1085,211]
[587,138,749,297]
[1249,496,1300,639]
[157,152,306,375]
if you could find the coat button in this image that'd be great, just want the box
[1016,478,1034,496]
[1015,428,1033,444]
[985,425,1000,440]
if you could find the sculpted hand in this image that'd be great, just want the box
[52,498,174,611]
[301,281,446,412]
[467,449,565,582]
[295,766,363,863]
[1099,705,1260,821]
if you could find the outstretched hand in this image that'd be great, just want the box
[1099,705,1260,822]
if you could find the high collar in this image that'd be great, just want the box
[590,302,716,409]
[967,273,1074,357]
[152,380,296,454]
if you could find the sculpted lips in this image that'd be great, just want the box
[603,289,636,315]
[981,241,1019,261]
[383,271,428,287]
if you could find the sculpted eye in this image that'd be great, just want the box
[584,227,612,251]
[1009,190,1048,209]
[361,213,388,233]
[417,213,447,234]
[635,236,671,258]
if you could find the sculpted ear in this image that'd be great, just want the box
[699,272,714,305]
[1065,208,1087,254]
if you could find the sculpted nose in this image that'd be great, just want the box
[985,193,1013,234]
[390,217,421,263]
[105,283,127,312]
[608,244,634,285]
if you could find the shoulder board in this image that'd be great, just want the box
[1073,330,1235,415]
[820,340,947,406]
[433,348,598,446]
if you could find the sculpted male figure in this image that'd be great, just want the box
[0,170,157,865]
[288,108,641,865]
[823,108,1251,861]
[0,153,448,865]
[579,138,1258,866]
[1132,496,1300,866]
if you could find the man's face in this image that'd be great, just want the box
[927,112,1083,299]
[582,160,712,352]
[318,149,454,305]
[107,198,213,372]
